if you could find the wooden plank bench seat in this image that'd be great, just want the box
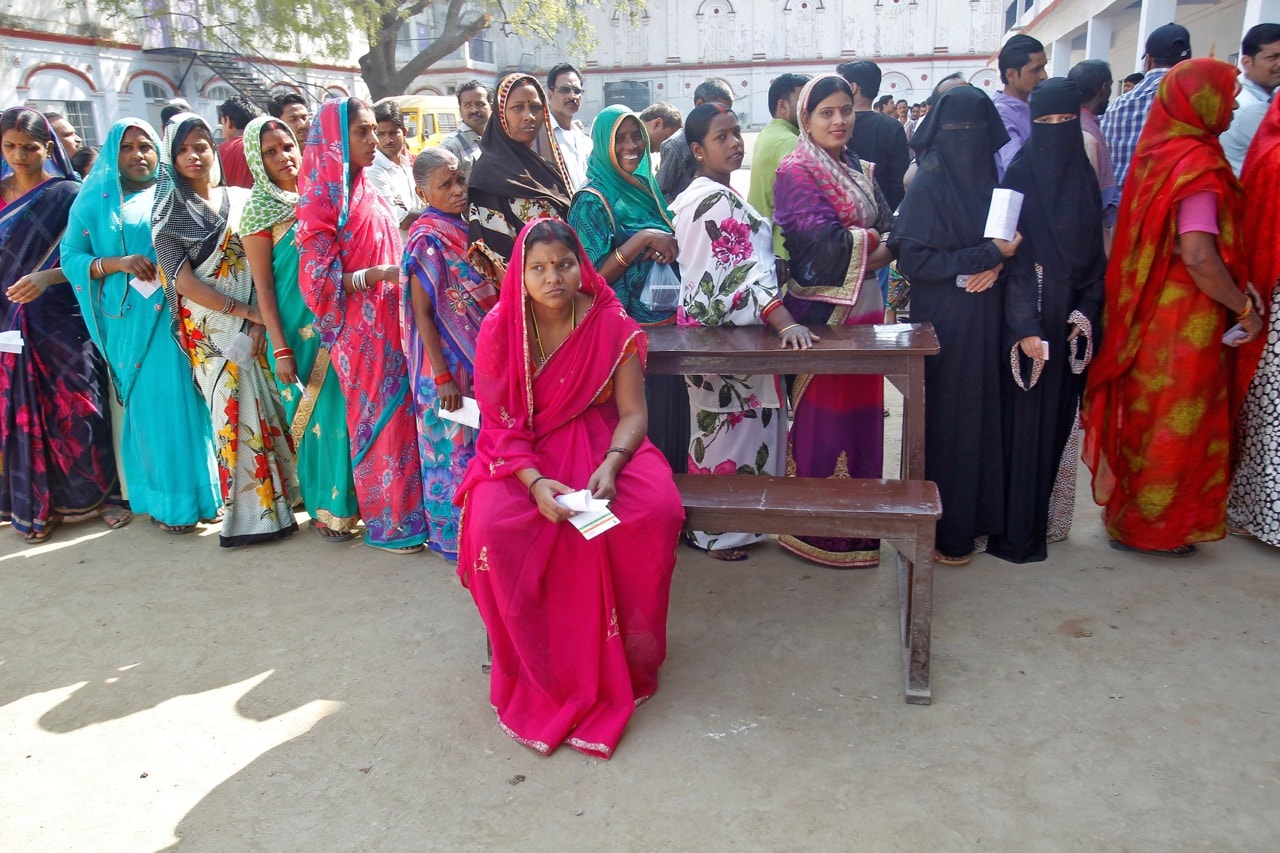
[675,473,942,705]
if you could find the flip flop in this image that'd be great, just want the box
[313,521,356,543]
[24,516,62,544]
[706,547,749,562]
[150,517,197,535]
[99,505,133,530]
[1108,540,1196,558]
[366,542,425,555]
[934,552,972,567]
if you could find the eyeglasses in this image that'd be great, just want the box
[555,86,584,97]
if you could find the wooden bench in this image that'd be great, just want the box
[646,323,943,704]
[676,474,941,705]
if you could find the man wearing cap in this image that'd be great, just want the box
[1102,22,1193,188]
[1220,23,1280,174]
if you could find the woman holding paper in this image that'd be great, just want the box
[402,148,499,560]
[297,98,427,555]
[1083,59,1264,556]
[455,219,683,758]
[151,112,300,547]
[888,86,1021,566]
[62,117,221,535]
[242,115,359,543]
[0,107,125,542]
[773,74,894,568]
[987,79,1106,564]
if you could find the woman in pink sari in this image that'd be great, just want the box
[296,98,427,553]
[455,219,684,758]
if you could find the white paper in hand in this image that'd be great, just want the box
[983,188,1024,242]
[438,396,481,429]
[554,489,621,540]
[130,278,161,298]
[0,330,24,353]
[221,332,256,368]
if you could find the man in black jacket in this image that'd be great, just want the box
[836,60,909,212]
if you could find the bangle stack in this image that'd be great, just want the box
[613,249,630,268]
[90,258,106,279]
[353,269,372,292]
[1237,297,1254,322]
[433,371,454,387]
[761,298,783,322]
[527,475,551,501]
[865,230,880,253]
[222,295,236,316]
[273,347,294,360]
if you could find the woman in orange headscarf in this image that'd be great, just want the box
[1082,59,1265,557]
[1227,96,1280,547]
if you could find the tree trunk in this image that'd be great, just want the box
[358,7,493,100]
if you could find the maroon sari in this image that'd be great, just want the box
[455,221,684,758]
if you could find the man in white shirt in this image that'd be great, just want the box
[546,62,592,191]
[367,100,422,238]
[1221,23,1280,174]
[439,79,490,180]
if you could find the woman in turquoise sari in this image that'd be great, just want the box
[61,117,221,533]
[567,104,688,472]
[242,115,360,542]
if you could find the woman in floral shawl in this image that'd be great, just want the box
[151,112,299,547]
[401,148,499,559]
[296,98,427,554]
[670,103,814,561]
[242,114,359,542]
[773,74,894,568]
[467,73,571,263]
[455,218,683,759]
[63,117,221,534]
[1082,59,1264,556]
[1,107,124,542]
[568,104,689,473]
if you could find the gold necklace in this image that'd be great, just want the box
[530,298,576,364]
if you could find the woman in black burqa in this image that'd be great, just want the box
[888,85,1021,565]
[987,78,1106,563]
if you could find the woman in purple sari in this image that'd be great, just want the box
[0,107,125,542]
[402,148,499,559]
[773,75,894,567]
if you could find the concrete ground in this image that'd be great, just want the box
[2,392,1278,852]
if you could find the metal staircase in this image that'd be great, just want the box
[148,47,275,105]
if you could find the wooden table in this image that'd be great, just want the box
[645,323,939,480]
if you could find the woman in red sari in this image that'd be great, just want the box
[1082,59,1265,556]
[455,219,684,759]
[296,98,427,554]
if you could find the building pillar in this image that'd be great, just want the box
[1242,0,1280,30]
[1135,0,1179,72]
[1050,37,1073,77]
[1085,15,1113,61]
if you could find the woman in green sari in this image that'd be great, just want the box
[241,115,359,541]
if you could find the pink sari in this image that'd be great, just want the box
[455,221,684,758]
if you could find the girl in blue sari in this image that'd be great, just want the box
[62,117,222,533]
[0,107,125,542]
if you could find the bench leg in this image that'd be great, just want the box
[897,524,934,705]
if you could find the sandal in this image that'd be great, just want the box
[24,516,62,544]
[1108,540,1196,558]
[367,542,425,555]
[150,517,197,535]
[706,547,749,561]
[313,521,356,543]
[934,552,972,567]
[99,505,133,530]
[1227,526,1254,538]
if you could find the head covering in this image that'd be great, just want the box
[1002,78,1101,282]
[892,86,1009,252]
[457,220,644,498]
[781,74,882,231]
[581,104,672,231]
[1237,96,1280,376]
[468,74,571,211]
[241,115,300,235]
[295,98,401,349]
[150,112,226,286]
[0,106,77,183]
[1145,23,1192,63]
[1087,58,1248,404]
[73,116,161,247]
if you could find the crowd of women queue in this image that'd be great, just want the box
[2,56,1277,758]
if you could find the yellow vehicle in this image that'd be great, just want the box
[378,95,462,156]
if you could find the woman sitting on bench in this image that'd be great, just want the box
[454,219,684,759]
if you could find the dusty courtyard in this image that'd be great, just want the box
[2,411,1278,850]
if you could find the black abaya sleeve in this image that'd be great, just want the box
[891,236,1004,284]
[1004,249,1044,342]
[1072,244,1108,331]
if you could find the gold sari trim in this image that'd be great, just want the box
[778,534,881,567]
[290,348,331,449]
[311,507,360,534]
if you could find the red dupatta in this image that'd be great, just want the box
[1239,96,1280,376]
[296,98,401,349]
[455,220,645,499]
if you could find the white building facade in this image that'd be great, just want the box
[1003,0,1278,82]
[409,0,1010,129]
[1,0,369,146]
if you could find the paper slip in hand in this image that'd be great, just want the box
[438,396,481,429]
[130,278,161,299]
[0,330,24,353]
[221,332,256,368]
[555,489,621,540]
[983,188,1024,242]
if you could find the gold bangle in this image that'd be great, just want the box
[777,323,800,335]
[1237,297,1253,322]
[614,249,630,268]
